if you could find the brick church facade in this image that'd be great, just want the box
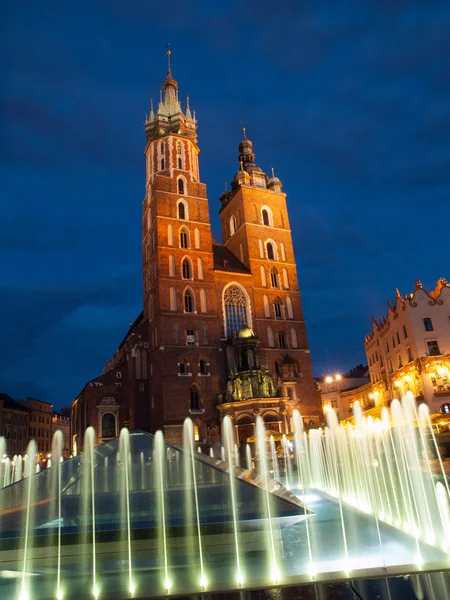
[70,52,321,451]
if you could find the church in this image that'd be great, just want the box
[70,51,321,451]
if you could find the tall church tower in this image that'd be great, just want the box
[142,50,222,442]
[218,131,319,418]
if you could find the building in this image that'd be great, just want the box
[0,392,30,456]
[364,278,450,414]
[52,414,71,459]
[318,364,371,421]
[70,51,321,450]
[27,397,53,457]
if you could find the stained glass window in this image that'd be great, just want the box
[224,285,248,336]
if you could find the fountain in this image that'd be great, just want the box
[0,393,449,600]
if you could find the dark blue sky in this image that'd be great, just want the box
[1,1,449,408]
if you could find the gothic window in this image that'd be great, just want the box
[274,298,282,319]
[197,256,204,279]
[180,227,189,248]
[291,328,298,348]
[177,200,187,220]
[267,327,274,347]
[169,287,177,311]
[200,288,207,313]
[186,328,195,345]
[260,266,267,287]
[199,360,208,375]
[266,242,275,260]
[282,268,289,289]
[160,141,165,155]
[169,254,175,277]
[194,228,201,249]
[271,267,280,288]
[286,296,294,319]
[184,289,194,313]
[178,178,185,194]
[223,284,248,337]
[230,215,237,235]
[190,386,200,410]
[278,332,288,349]
[161,158,165,170]
[259,239,264,258]
[182,257,192,279]
[101,413,116,439]
[263,294,270,318]
[262,209,270,226]
[280,242,286,262]
[178,157,183,169]
[168,224,174,246]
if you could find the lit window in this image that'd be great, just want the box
[427,340,441,356]
[194,424,200,441]
[223,285,248,337]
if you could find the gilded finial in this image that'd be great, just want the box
[166,43,172,75]
[242,126,246,139]
[271,166,275,178]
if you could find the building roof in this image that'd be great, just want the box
[0,393,29,413]
[212,244,251,274]
[26,397,53,407]
[118,311,144,350]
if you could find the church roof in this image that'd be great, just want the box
[212,244,251,274]
[118,311,144,350]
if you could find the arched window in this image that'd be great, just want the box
[177,141,182,155]
[198,257,204,280]
[184,289,194,313]
[267,326,274,347]
[283,268,289,289]
[177,200,187,220]
[259,239,264,258]
[101,413,116,439]
[271,267,280,288]
[274,298,282,319]
[260,266,267,287]
[178,157,183,169]
[190,386,200,410]
[173,323,180,344]
[223,284,249,337]
[169,287,177,311]
[263,294,270,318]
[266,242,275,260]
[177,141,183,169]
[160,141,165,154]
[161,158,165,170]
[180,227,189,248]
[261,206,273,226]
[178,178,185,194]
[280,242,286,262]
[291,328,298,348]
[199,360,208,375]
[182,257,192,279]
[168,224,174,246]
[194,228,201,249]
[230,215,237,235]
[179,359,187,375]
[286,296,294,319]
[278,331,287,349]
[169,254,175,277]
[200,288,207,313]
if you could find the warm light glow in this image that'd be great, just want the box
[56,590,64,600]
[200,575,208,589]
[403,375,410,382]
[335,374,342,381]
[271,564,281,583]
[164,578,172,591]
[129,583,136,596]
[236,571,244,586]
[92,586,100,599]
[323,404,329,412]
[325,376,333,383]
[368,393,374,399]
[438,367,447,376]
[394,381,401,387]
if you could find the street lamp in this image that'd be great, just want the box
[325,376,333,384]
